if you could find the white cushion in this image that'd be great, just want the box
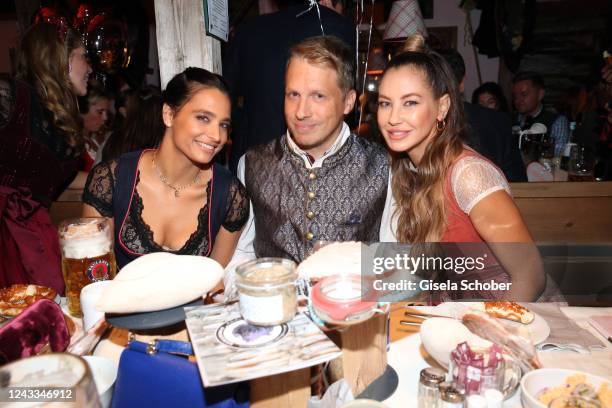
[96,253,223,313]
[297,242,361,280]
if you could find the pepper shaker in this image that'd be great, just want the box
[417,367,446,408]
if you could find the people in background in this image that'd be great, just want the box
[79,83,112,170]
[0,23,91,293]
[223,0,355,173]
[101,86,165,162]
[439,49,527,182]
[472,81,509,112]
[83,68,248,274]
[377,35,544,301]
[512,71,570,157]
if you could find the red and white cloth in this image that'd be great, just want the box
[384,0,428,41]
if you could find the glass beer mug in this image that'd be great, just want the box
[59,217,116,316]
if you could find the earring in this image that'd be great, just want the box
[436,119,446,131]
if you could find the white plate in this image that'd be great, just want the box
[504,312,550,345]
[411,302,551,344]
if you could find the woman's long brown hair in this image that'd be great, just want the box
[385,35,467,243]
[16,23,83,151]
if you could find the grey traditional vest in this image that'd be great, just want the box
[245,134,389,263]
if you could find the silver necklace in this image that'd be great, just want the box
[152,151,201,198]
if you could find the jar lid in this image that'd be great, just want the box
[236,258,297,286]
[419,367,446,386]
[311,275,376,324]
[439,383,464,403]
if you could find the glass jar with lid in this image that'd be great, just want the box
[235,258,298,326]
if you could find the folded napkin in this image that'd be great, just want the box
[528,303,606,353]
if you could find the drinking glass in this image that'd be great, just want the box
[568,145,595,181]
[0,353,101,407]
[59,217,116,317]
[448,343,521,398]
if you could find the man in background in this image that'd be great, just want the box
[223,0,355,173]
[512,72,570,157]
[441,49,528,182]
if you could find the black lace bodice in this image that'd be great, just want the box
[83,159,249,256]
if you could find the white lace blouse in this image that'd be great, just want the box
[451,155,511,214]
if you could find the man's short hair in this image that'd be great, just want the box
[438,49,466,84]
[288,35,354,95]
[512,72,545,90]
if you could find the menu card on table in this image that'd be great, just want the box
[185,302,341,387]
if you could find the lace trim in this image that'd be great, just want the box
[82,160,117,216]
[222,179,249,232]
[84,158,249,255]
[451,155,511,214]
[124,177,211,255]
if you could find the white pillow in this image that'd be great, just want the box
[297,242,362,280]
[96,253,223,313]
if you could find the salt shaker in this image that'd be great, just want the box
[418,367,446,408]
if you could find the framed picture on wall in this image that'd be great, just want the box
[427,26,458,50]
[418,0,434,19]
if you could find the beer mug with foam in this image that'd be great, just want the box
[58,217,116,316]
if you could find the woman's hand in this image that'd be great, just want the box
[469,190,545,301]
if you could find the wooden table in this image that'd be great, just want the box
[95,308,398,408]
[384,306,612,407]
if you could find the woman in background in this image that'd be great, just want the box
[79,83,112,170]
[377,36,544,301]
[0,23,91,293]
[83,68,248,273]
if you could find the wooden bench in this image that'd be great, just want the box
[510,181,612,243]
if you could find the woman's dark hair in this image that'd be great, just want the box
[471,82,509,112]
[162,67,229,113]
[102,86,164,161]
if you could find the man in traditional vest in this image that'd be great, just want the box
[225,36,392,293]
[512,71,570,157]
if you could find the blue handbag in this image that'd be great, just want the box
[112,339,249,408]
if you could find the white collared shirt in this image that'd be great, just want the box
[285,122,352,168]
[223,123,396,298]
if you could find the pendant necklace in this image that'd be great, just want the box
[152,151,201,197]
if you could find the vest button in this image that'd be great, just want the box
[305,232,314,241]
[306,211,315,219]
[309,172,316,180]
[307,191,316,200]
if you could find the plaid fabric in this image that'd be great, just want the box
[383,0,427,41]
